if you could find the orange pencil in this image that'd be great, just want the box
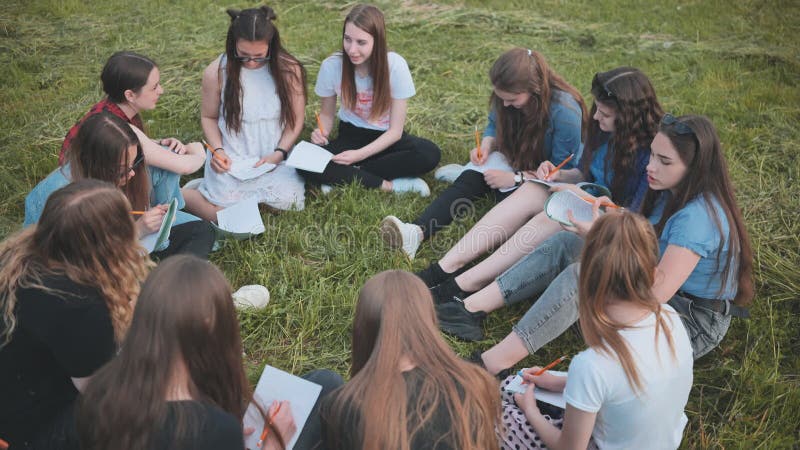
[544,153,574,181]
[579,196,621,209]
[201,139,226,165]
[130,211,145,215]
[474,125,482,160]
[315,112,326,137]
[532,355,567,376]
[256,401,283,448]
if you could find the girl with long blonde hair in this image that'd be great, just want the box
[0,180,151,448]
[500,212,693,449]
[322,270,500,450]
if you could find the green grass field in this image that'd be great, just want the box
[2,0,798,447]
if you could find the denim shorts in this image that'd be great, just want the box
[667,294,732,359]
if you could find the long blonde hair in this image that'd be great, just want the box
[0,180,152,347]
[578,212,676,393]
[324,270,500,450]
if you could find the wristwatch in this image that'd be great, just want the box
[514,171,524,186]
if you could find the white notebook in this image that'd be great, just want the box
[243,365,322,450]
[503,370,568,409]
[228,158,277,181]
[285,141,333,173]
[216,198,265,235]
[544,190,599,226]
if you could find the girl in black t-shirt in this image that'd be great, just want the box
[77,255,296,450]
[0,180,152,448]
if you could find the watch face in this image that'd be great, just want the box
[515,173,522,183]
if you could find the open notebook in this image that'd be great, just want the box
[544,190,601,227]
[140,198,178,253]
[243,365,322,450]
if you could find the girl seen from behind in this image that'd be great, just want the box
[499,213,693,449]
[301,4,441,196]
[0,180,151,449]
[322,270,500,450]
[184,6,309,220]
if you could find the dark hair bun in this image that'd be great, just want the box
[259,6,276,21]
[226,8,240,20]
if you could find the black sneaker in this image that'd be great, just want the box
[430,277,469,305]
[415,261,468,288]
[436,302,485,341]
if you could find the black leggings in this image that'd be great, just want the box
[298,121,441,188]
[151,220,216,261]
[413,169,510,239]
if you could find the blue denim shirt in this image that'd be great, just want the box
[584,135,650,212]
[483,90,583,169]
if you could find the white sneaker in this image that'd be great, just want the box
[380,215,423,259]
[391,177,430,197]
[320,184,333,195]
[232,284,270,309]
[183,177,204,190]
[434,164,465,184]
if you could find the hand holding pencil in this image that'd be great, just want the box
[255,400,296,450]
[201,139,231,173]
[311,112,329,146]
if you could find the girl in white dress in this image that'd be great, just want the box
[184,6,307,220]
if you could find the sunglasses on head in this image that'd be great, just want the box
[661,113,695,136]
[592,73,615,100]
[234,49,270,64]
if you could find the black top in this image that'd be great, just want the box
[322,368,458,450]
[150,401,244,450]
[0,275,115,447]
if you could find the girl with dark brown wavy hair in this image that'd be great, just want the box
[499,213,693,449]
[321,270,501,450]
[185,5,309,219]
[0,180,152,448]
[381,47,586,259]
[300,4,441,196]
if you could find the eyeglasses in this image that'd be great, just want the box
[122,149,144,177]
[592,73,615,100]
[234,49,270,64]
[661,113,695,136]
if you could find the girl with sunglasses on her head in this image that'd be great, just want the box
[26,113,216,260]
[321,270,500,450]
[1,180,151,449]
[380,47,585,259]
[298,4,441,196]
[412,68,660,309]
[452,114,753,376]
[183,6,308,221]
[498,212,693,450]
[78,255,342,450]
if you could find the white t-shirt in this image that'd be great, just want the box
[564,305,693,450]
[315,52,415,131]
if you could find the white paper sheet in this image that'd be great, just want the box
[285,141,333,173]
[503,370,568,409]
[216,198,265,235]
[545,190,597,226]
[228,158,277,181]
[243,365,322,450]
[140,198,178,253]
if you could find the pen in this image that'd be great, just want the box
[545,153,574,181]
[475,125,482,160]
[256,401,283,448]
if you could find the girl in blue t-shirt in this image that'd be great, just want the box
[449,114,753,375]
[300,4,441,195]
[381,48,586,259]
[416,68,662,305]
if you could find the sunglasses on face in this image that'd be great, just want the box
[122,149,144,177]
[234,49,270,63]
[661,113,695,136]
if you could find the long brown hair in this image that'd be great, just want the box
[78,255,259,450]
[69,112,150,211]
[0,180,151,347]
[583,67,663,204]
[489,48,587,170]
[641,115,754,305]
[222,6,307,133]
[579,212,677,393]
[340,4,391,122]
[324,270,500,450]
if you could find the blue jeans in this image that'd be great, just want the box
[496,231,730,359]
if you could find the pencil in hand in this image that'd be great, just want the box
[544,153,574,181]
[532,355,568,376]
[256,401,284,448]
[474,125,482,160]
[201,139,227,166]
